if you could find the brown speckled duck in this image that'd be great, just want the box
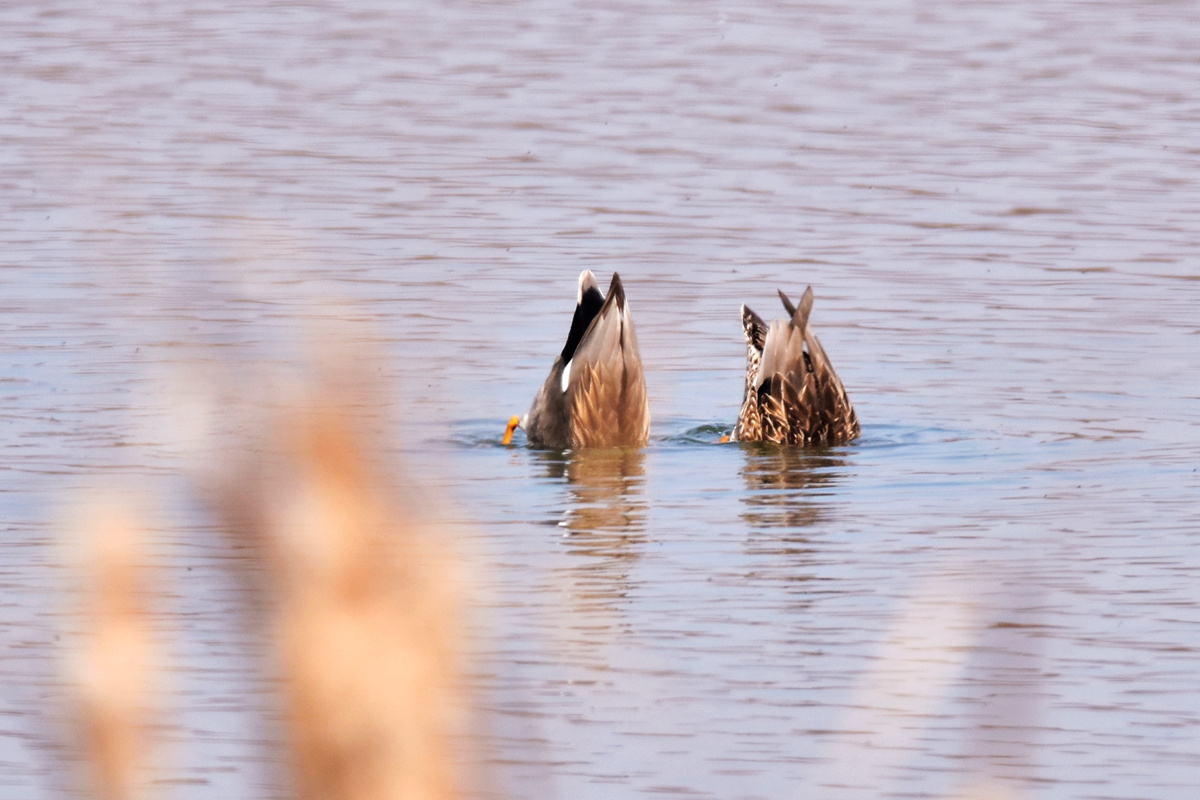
[504,271,650,449]
[733,286,859,445]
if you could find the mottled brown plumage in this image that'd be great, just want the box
[734,286,859,445]
[521,271,650,449]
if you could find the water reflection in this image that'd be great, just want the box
[536,448,647,608]
[536,448,647,540]
[739,444,846,531]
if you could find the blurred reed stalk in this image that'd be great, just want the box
[219,392,465,800]
[69,504,159,800]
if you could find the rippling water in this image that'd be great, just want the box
[3,2,1200,798]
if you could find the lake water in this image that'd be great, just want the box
[3,1,1200,798]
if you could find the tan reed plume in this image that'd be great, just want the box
[69,503,159,800]
[222,395,465,800]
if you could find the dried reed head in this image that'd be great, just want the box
[228,396,464,800]
[68,503,159,800]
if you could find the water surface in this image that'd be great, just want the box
[3,2,1200,799]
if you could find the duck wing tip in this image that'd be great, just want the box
[778,286,814,330]
[606,272,626,309]
[741,304,768,350]
[777,288,795,316]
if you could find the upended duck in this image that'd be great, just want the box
[504,271,650,449]
[733,286,859,445]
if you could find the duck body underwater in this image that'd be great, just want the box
[505,270,650,449]
[732,286,859,446]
